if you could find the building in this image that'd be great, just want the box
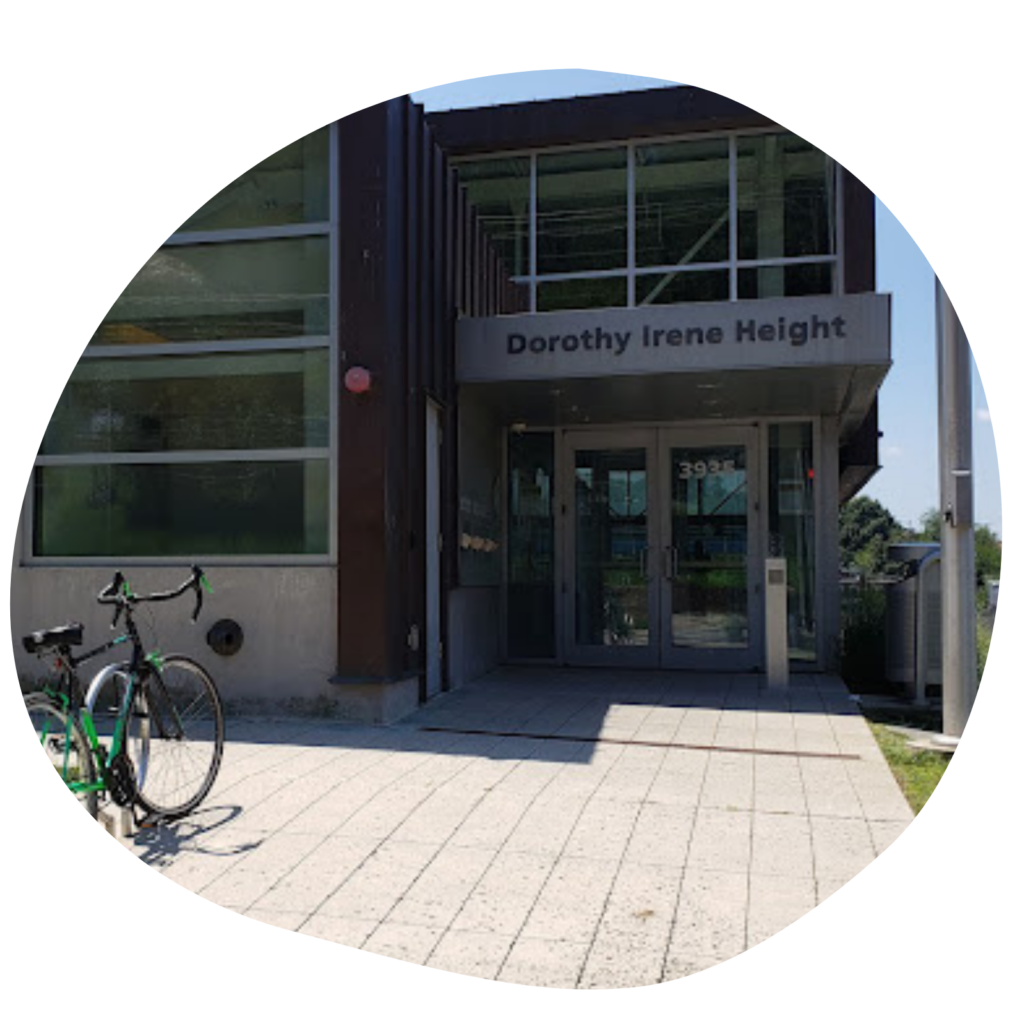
[11,85,890,721]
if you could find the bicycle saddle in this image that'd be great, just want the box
[22,623,84,654]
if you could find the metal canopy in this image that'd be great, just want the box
[459,362,888,441]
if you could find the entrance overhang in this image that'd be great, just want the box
[456,293,891,439]
[458,364,886,440]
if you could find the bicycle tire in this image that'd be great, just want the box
[84,665,147,801]
[24,691,99,819]
[133,656,224,819]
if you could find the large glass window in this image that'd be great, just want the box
[635,139,730,268]
[737,133,834,260]
[41,350,329,454]
[739,263,834,301]
[768,423,816,661]
[34,460,328,558]
[90,237,330,345]
[637,270,729,306]
[33,128,333,560]
[456,157,530,277]
[537,148,627,274]
[456,130,837,311]
[176,126,330,232]
[507,431,556,658]
[537,276,627,312]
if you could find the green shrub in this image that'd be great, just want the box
[840,583,889,691]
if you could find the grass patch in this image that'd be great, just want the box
[862,703,942,732]
[867,722,951,815]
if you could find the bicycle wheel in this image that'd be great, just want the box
[84,665,146,806]
[133,656,224,819]
[24,692,99,819]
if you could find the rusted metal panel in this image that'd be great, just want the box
[427,84,772,156]
[334,96,521,691]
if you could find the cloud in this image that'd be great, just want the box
[977,408,992,423]
[883,445,904,459]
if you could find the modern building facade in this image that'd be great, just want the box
[10,86,890,720]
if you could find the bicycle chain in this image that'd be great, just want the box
[106,751,138,807]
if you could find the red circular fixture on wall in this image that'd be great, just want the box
[344,366,372,394]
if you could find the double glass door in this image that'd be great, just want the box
[566,427,760,670]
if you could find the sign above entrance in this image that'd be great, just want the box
[456,293,891,384]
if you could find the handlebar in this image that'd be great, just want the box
[97,566,211,628]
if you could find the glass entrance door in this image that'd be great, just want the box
[658,428,760,670]
[566,431,659,666]
[561,426,760,670]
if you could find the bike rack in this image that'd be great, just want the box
[19,692,135,851]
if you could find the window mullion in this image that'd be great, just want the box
[729,134,738,301]
[627,142,636,307]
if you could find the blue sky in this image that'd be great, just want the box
[8,68,1024,540]
[870,203,1000,537]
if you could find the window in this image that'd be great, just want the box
[33,125,334,560]
[456,157,530,277]
[537,148,627,274]
[507,432,556,658]
[635,138,730,268]
[90,237,330,345]
[456,131,839,312]
[768,422,817,661]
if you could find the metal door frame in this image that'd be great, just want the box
[559,423,763,671]
[562,428,661,667]
[656,425,762,671]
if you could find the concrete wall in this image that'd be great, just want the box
[10,493,339,709]
[447,586,500,689]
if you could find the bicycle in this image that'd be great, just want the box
[22,566,225,826]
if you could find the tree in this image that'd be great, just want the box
[839,496,912,576]
[915,509,1001,587]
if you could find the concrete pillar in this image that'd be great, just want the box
[935,279,977,739]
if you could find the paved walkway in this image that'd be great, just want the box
[129,668,914,989]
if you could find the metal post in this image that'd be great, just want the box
[765,557,789,688]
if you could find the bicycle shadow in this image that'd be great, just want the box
[131,803,260,867]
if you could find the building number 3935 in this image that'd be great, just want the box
[678,459,736,480]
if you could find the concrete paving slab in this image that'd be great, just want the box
[128,668,915,989]
[498,936,590,988]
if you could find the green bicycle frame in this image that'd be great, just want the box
[41,632,137,797]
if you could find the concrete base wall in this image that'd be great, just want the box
[328,676,421,725]
[11,561,339,708]
[447,586,500,690]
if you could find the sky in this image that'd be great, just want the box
[8,68,1024,540]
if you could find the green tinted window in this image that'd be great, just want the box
[42,349,328,455]
[537,148,627,274]
[91,236,329,345]
[34,460,329,557]
[176,126,330,232]
[457,157,531,276]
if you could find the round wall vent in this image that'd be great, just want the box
[207,618,244,657]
